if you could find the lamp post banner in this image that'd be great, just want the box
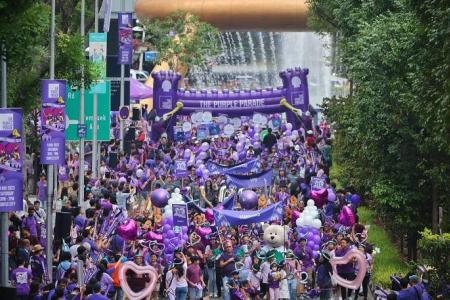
[40,80,66,165]
[118,13,133,65]
[0,108,23,212]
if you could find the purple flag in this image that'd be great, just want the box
[213,202,283,227]
[172,203,188,227]
[0,108,23,212]
[118,13,133,65]
[226,169,273,189]
[40,80,66,165]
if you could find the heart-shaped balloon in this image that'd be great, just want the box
[188,232,201,246]
[330,249,367,290]
[116,219,138,241]
[144,231,163,243]
[196,226,212,238]
[119,261,158,300]
[149,241,165,255]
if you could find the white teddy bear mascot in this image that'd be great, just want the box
[262,223,290,253]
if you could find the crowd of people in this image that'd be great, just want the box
[5,110,428,300]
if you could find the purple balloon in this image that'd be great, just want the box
[313,244,320,251]
[313,234,321,244]
[236,142,244,152]
[164,217,173,226]
[253,141,261,149]
[182,226,188,234]
[238,151,246,160]
[351,194,361,207]
[198,151,208,160]
[240,190,258,209]
[184,149,192,159]
[151,188,170,208]
[116,219,138,241]
[202,168,210,179]
[163,224,172,232]
[200,142,209,151]
[327,189,337,202]
[166,230,175,239]
[307,240,315,249]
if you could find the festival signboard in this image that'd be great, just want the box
[310,176,327,190]
[40,80,66,165]
[172,203,188,227]
[175,159,188,178]
[0,108,23,212]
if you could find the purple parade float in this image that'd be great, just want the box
[151,67,310,135]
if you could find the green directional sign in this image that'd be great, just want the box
[66,81,111,141]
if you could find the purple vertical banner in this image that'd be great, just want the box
[0,108,23,212]
[118,12,133,65]
[40,80,66,165]
[172,203,188,227]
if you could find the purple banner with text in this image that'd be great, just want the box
[118,13,133,65]
[40,80,66,165]
[213,201,283,226]
[0,108,23,212]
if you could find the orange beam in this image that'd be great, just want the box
[135,0,309,32]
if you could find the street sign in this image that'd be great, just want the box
[66,81,111,141]
[144,51,157,62]
[77,124,87,138]
[119,106,129,120]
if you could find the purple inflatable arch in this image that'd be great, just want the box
[152,67,309,127]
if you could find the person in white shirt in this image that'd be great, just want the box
[173,251,188,300]
[33,200,46,224]
[260,251,275,299]
[165,264,177,300]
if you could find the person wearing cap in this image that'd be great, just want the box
[260,250,276,299]
[247,264,261,299]
[219,240,238,300]
[30,244,45,282]
[316,251,333,300]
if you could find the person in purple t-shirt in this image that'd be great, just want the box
[22,207,39,244]
[11,258,32,300]
[334,238,355,299]
[36,173,47,205]
[295,237,314,284]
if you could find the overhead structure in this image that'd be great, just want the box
[135,0,309,31]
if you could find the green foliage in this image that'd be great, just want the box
[358,207,409,286]
[56,32,100,89]
[0,1,99,113]
[142,11,220,73]
[418,229,450,296]
[311,0,450,236]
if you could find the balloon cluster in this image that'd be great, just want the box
[161,190,189,263]
[296,226,321,258]
[295,200,322,229]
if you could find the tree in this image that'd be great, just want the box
[142,11,220,75]
[308,0,450,259]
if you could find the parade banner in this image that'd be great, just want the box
[172,203,188,227]
[310,176,326,190]
[207,159,258,176]
[175,159,188,178]
[118,13,133,65]
[226,169,273,189]
[89,33,107,94]
[0,108,23,212]
[213,202,283,226]
[40,80,66,165]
